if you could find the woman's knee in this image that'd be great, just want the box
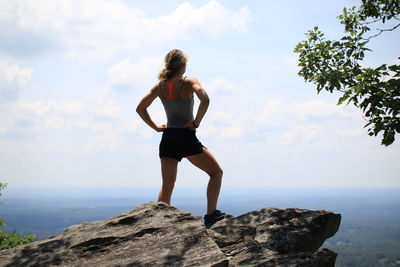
[209,168,223,179]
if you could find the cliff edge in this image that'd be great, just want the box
[0,201,341,266]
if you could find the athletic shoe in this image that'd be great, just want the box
[204,209,226,228]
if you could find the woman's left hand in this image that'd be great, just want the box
[184,122,196,130]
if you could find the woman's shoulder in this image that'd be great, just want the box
[149,81,163,95]
[151,81,161,90]
[183,76,201,86]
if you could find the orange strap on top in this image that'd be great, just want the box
[165,80,175,100]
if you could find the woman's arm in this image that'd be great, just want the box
[136,85,166,132]
[186,78,210,129]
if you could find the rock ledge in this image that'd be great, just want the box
[0,201,341,266]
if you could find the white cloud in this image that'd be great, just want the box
[202,111,246,140]
[281,124,320,145]
[89,96,122,120]
[1,97,123,137]
[203,76,256,95]
[196,97,362,146]
[2,93,364,153]
[57,100,86,116]
[253,98,356,127]
[23,97,122,121]
[1,0,252,60]
[243,97,363,148]
[273,55,299,72]
[107,57,162,90]
[0,62,32,101]
[253,99,285,126]
[204,76,235,94]
[261,55,300,79]
[288,99,352,120]
[153,1,251,40]
[264,99,363,147]
[86,132,120,153]
[0,93,159,153]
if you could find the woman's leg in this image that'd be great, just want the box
[158,157,179,204]
[187,148,223,213]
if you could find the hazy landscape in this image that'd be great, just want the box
[1,186,400,266]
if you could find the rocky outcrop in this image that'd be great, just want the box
[207,208,340,266]
[0,201,341,266]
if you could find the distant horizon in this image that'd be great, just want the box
[3,184,400,200]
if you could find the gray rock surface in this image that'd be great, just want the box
[0,201,341,267]
[0,202,228,267]
[207,207,341,266]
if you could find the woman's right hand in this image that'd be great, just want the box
[155,124,167,132]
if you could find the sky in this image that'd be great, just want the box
[0,0,399,189]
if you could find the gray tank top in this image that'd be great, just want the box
[159,77,194,128]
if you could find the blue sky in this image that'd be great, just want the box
[0,0,399,188]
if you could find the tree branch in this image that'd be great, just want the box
[366,22,400,39]
[362,18,381,25]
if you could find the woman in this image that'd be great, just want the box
[136,49,226,228]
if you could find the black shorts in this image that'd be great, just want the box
[159,128,205,161]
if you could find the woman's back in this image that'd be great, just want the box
[159,77,195,128]
[158,77,195,100]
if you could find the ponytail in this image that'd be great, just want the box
[158,49,187,80]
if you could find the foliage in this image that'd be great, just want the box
[294,0,400,146]
[0,183,37,250]
[0,183,6,226]
[0,232,37,250]
[0,183,5,202]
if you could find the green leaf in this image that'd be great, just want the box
[337,95,350,105]
[382,129,395,146]
[388,65,400,72]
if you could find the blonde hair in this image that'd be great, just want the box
[158,49,187,80]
